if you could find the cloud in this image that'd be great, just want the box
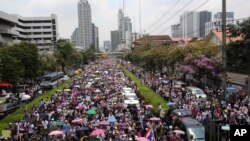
[0,0,250,47]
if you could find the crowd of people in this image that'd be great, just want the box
[4,60,184,141]
[122,60,250,140]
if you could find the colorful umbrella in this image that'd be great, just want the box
[136,137,150,141]
[52,121,64,126]
[87,109,96,115]
[99,121,110,126]
[107,117,117,123]
[48,130,64,136]
[0,82,12,87]
[64,89,71,92]
[90,129,105,136]
[173,130,185,135]
[149,117,161,121]
[145,104,154,109]
[71,118,83,124]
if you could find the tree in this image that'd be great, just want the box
[228,17,250,40]
[0,53,24,85]
[7,42,39,80]
[181,54,221,84]
[56,39,74,72]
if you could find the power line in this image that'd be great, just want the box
[143,0,181,31]
[147,0,194,34]
[157,0,210,35]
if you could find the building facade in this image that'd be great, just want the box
[118,9,132,44]
[199,11,212,38]
[171,24,181,38]
[77,0,92,50]
[92,23,99,51]
[71,28,79,46]
[103,40,111,52]
[0,10,58,52]
[110,30,120,51]
[205,12,234,37]
[180,11,200,38]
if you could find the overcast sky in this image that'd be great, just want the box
[1,0,250,47]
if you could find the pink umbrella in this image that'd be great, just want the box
[99,121,110,126]
[72,118,83,124]
[136,137,150,141]
[90,129,105,136]
[48,130,64,136]
[145,104,154,109]
[76,105,84,110]
[149,117,161,121]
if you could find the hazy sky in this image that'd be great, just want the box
[1,0,250,47]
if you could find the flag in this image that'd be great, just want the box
[144,128,155,141]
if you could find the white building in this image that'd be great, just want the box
[171,24,181,38]
[103,41,111,52]
[77,0,92,50]
[180,11,200,38]
[118,9,132,44]
[205,12,234,37]
[0,10,58,52]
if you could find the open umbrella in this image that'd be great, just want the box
[0,82,12,87]
[167,101,176,106]
[107,117,117,123]
[64,89,71,92]
[173,130,185,135]
[76,126,89,131]
[90,129,105,136]
[136,137,150,141]
[221,124,230,131]
[87,109,96,115]
[72,118,83,124]
[99,121,110,126]
[48,130,64,136]
[74,85,80,88]
[145,104,154,109]
[52,121,64,126]
[149,117,161,121]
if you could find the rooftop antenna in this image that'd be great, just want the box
[139,0,142,35]
[123,0,126,16]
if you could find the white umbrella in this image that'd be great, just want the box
[173,130,185,135]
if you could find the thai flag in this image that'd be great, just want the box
[144,128,155,141]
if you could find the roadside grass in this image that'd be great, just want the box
[0,81,70,133]
[119,65,169,114]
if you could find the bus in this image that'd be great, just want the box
[40,72,64,90]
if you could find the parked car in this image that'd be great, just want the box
[186,86,207,99]
[123,92,140,108]
[19,93,31,101]
[0,103,19,118]
[0,93,14,104]
[121,87,134,95]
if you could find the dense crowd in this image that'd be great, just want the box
[3,60,183,141]
[122,61,250,127]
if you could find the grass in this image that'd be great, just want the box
[119,65,169,114]
[0,80,71,133]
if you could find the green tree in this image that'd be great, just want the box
[0,53,24,84]
[7,42,39,80]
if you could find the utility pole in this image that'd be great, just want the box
[221,0,227,101]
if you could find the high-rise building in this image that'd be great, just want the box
[77,0,92,50]
[180,11,200,38]
[92,23,99,51]
[171,24,181,38]
[199,11,212,38]
[111,30,120,51]
[0,10,58,52]
[71,28,79,45]
[205,12,234,37]
[103,40,111,52]
[118,9,132,44]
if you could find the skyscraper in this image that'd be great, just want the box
[171,24,181,38]
[199,11,212,38]
[118,9,132,44]
[111,30,120,51]
[77,0,92,49]
[180,11,200,38]
[92,23,99,51]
